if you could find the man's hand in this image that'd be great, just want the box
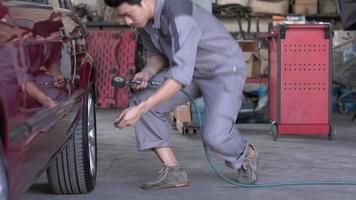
[131,54,166,90]
[131,71,152,90]
[53,74,66,88]
[114,103,147,128]
[114,79,182,129]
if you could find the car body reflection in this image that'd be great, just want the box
[0,1,97,199]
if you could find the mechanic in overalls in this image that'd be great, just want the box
[105,0,259,189]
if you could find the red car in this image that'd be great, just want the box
[0,0,97,199]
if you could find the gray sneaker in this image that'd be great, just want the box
[141,166,188,190]
[236,144,259,184]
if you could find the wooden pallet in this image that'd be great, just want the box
[182,122,199,135]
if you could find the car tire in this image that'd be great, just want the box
[0,139,10,200]
[47,85,97,194]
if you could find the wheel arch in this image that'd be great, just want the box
[79,53,95,90]
[79,53,98,104]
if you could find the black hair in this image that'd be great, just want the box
[104,0,142,7]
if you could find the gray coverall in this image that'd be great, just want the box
[130,0,248,170]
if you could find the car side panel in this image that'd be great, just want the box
[0,3,92,197]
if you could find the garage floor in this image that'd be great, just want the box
[22,109,356,200]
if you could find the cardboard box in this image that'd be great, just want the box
[245,52,253,78]
[295,0,317,5]
[245,52,260,78]
[293,4,318,15]
[168,111,176,129]
[250,0,289,15]
[258,49,269,75]
[239,40,258,52]
[319,0,337,15]
[216,0,249,6]
[174,103,191,132]
[175,104,191,122]
[176,120,184,134]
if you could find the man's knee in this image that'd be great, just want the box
[129,89,154,106]
[202,126,231,151]
[129,97,137,106]
[203,135,225,151]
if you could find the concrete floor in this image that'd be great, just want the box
[22,109,356,200]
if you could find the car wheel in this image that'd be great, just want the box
[0,139,10,200]
[47,85,97,194]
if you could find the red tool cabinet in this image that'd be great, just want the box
[267,24,333,140]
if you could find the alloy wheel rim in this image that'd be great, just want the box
[87,93,96,177]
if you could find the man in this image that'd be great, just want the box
[105,0,259,189]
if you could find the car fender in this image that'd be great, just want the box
[79,53,94,90]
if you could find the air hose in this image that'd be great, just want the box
[111,76,356,188]
[181,90,356,188]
